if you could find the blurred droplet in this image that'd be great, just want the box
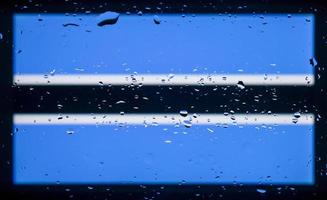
[183,120,192,128]
[179,110,188,117]
[97,11,120,26]
[168,74,175,80]
[50,69,56,76]
[63,23,79,27]
[153,15,161,24]
[207,128,214,133]
[115,100,126,104]
[309,57,317,67]
[256,189,266,194]
[293,112,301,118]
[164,140,172,144]
[237,81,245,89]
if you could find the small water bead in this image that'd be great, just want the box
[179,110,188,117]
[164,140,172,144]
[97,11,120,26]
[183,120,192,128]
[237,81,245,89]
[293,112,301,118]
[153,15,161,24]
[256,189,267,194]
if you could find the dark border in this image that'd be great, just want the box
[1,1,327,199]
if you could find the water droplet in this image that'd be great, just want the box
[66,130,74,135]
[63,23,79,27]
[293,112,301,118]
[256,189,266,194]
[115,100,126,104]
[164,140,172,144]
[168,74,175,80]
[183,120,192,128]
[237,81,245,89]
[153,15,161,24]
[264,74,268,80]
[0,33,3,41]
[137,11,143,16]
[207,128,214,133]
[97,11,120,26]
[74,67,85,72]
[179,110,188,117]
[309,57,317,67]
[50,69,56,76]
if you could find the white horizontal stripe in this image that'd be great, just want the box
[13,74,314,86]
[14,113,314,125]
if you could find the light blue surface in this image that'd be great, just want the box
[14,124,314,185]
[14,14,314,75]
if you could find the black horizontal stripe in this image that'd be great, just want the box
[14,85,315,113]
[0,0,322,14]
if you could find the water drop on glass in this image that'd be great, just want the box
[153,15,161,24]
[97,11,120,26]
[50,69,56,76]
[183,120,192,128]
[309,57,317,67]
[256,189,266,194]
[293,112,301,118]
[237,81,245,89]
[207,128,214,133]
[164,140,172,144]
[179,110,188,117]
